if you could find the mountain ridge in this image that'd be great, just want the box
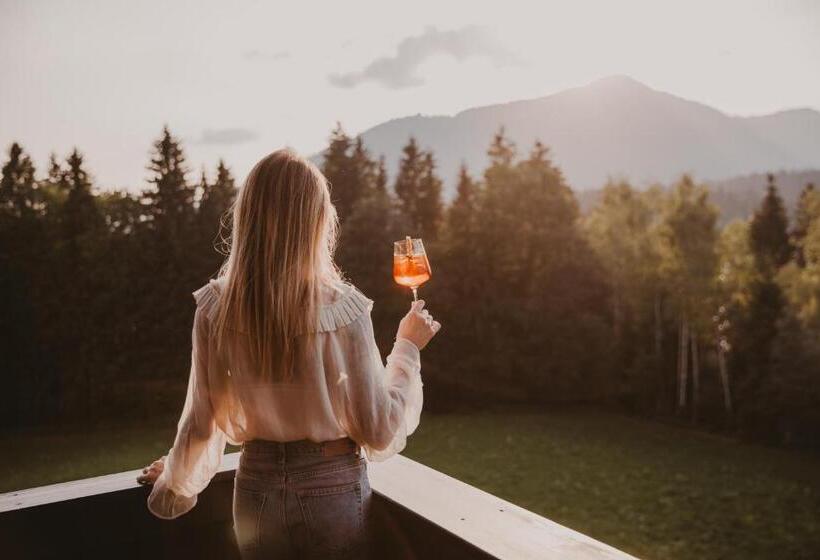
[576,168,820,225]
[342,75,820,196]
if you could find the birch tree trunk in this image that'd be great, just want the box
[654,294,664,413]
[691,333,700,424]
[717,338,733,416]
[678,315,689,412]
[676,317,682,412]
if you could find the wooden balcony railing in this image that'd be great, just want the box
[0,453,637,559]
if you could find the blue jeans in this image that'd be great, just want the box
[233,437,373,559]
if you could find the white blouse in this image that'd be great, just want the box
[147,277,423,519]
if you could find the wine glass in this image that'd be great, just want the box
[393,236,431,301]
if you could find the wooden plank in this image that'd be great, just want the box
[0,474,241,560]
[367,454,638,560]
[0,454,240,512]
[1,452,637,560]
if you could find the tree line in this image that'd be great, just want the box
[1,125,818,447]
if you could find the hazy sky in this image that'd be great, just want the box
[2,0,819,191]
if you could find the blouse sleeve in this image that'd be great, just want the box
[147,298,228,520]
[331,304,423,462]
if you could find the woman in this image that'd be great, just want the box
[136,148,440,559]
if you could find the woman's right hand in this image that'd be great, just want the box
[397,299,441,351]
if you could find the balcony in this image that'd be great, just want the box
[0,453,637,559]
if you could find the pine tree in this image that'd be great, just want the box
[212,160,236,211]
[62,148,102,242]
[440,164,482,316]
[416,151,443,240]
[487,127,516,168]
[792,182,817,267]
[321,123,358,224]
[145,126,192,239]
[334,140,396,308]
[351,137,376,195]
[394,137,424,235]
[735,175,792,433]
[0,144,45,421]
[53,149,104,416]
[0,142,38,218]
[374,156,388,197]
[732,276,785,434]
[40,153,67,212]
[749,174,791,273]
[468,136,609,397]
[481,128,518,241]
[0,144,42,426]
[448,163,478,239]
[195,166,209,210]
[199,159,236,243]
[477,130,518,294]
[45,153,66,191]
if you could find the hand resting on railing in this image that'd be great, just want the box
[136,457,166,486]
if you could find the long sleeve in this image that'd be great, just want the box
[147,302,228,519]
[331,306,424,463]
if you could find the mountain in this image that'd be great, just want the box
[351,75,820,197]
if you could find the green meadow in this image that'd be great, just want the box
[3,407,818,560]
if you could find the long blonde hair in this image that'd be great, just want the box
[212,148,342,382]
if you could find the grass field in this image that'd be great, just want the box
[3,407,819,560]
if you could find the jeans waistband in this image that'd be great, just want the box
[241,436,360,457]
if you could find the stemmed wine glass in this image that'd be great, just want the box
[393,236,432,301]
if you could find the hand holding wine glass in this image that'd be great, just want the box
[393,236,440,349]
[397,299,441,350]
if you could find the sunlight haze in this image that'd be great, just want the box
[1,0,819,191]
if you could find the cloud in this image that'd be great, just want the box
[196,128,258,145]
[243,49,290,62]
[329,25,520,89]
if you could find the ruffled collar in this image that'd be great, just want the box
[315,282,373,332]
[191,277,373,333]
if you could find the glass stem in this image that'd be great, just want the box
[411,286,418,301]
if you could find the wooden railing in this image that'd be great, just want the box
[0,453,637,559]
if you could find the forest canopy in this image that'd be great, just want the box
[1,125,818,447]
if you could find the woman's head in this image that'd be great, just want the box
[214,148,342,381]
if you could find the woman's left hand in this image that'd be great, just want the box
[137,457,165,486]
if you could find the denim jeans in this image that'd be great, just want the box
[233,437,373,559]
